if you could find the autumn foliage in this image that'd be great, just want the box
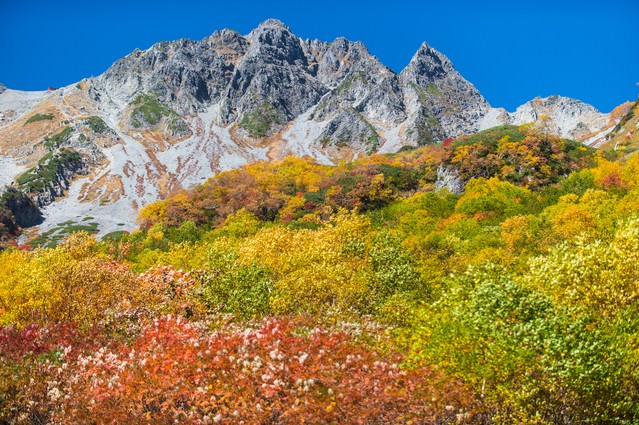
[1,317,476,424]
[137,126,593,231]
[4,124,639,423]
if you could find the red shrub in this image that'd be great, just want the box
[2,318,478,424]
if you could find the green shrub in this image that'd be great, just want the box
[368,232,425,305]
[164,220,202,243]
[16,148,82,193]
[238,102,282,137]
[130,93,181,128]
[454,124,526,148]
[404,262,639,423]
[101,230,129,241]
[24,113,53,125]
[201,250,274,319]
[42,126,72,150]
[84,116,108,133]
[167,116,188,134]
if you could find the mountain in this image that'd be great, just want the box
[592,99,638,150]
[478,95,616,143]
[0,19,622,238]
[90,19,490,151]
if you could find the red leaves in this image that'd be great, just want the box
[0,322,103,361]
[2,317,477,424]
[600,172,624,190]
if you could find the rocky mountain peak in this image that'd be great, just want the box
[0,83,6,95]
[91,19,491,138]
[206,28,247,51]
[528,95,601,114]
[398,42,490,140]
[313,36,386,87]
[256,18,290,31]
[248,19,295,45]
[245,19,306,67]
[402,42,455,82]
[479,95,610,140]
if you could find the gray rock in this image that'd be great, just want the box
[0,83,6,95]
[316,108,380,152]
[1,188,43,228]
[220,19,326,127]
[435,166,465,194]
[314,40,405,117]
[400,43,490,140]
[478,95,611,140]
[31,152,88,208]
[95,29,249,114]
[92,19,493,147]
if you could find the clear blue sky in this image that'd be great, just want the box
[1,0,637,112]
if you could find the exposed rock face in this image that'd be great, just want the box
[27,151,88,208]
[307,38,406,149]
[1,187,43,228]
[400,43,490,141]
[94,29,249,115]
[217,21,328,132]
[435,166,465,194]
[34,163,88,208]
[0,83,6,95]
[479,95,611,141]
[91,18,489,146]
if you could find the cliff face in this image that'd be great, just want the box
[1,187,43,230]
[400,43,490,141]
[31,153,88,208]
[91,19,489,149]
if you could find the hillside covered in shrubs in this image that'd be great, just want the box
[2,125,639,424]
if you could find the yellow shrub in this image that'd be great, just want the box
[238,210,372,314]
[527,217,639,316]
[0,233,139,327]
[501,215,535,251]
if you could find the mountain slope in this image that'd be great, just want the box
[479,95,615,142]
[594,99,638,151]
[0,19,622,238]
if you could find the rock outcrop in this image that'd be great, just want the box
[33,157,88,208]
[400,43,490,141]
[1,187,43,228]
[479,95,611,141]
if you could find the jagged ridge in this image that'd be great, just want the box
[91,19,490,147]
